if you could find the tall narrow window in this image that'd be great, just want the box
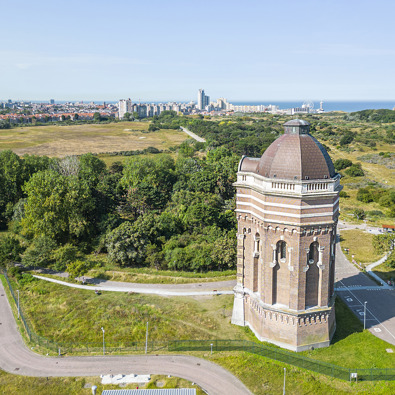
[277,240,287,260]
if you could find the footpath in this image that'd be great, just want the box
[32,274,235,296]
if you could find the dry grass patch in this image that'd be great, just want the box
[0,122,186,157]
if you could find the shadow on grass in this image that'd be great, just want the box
[331,296,363,344]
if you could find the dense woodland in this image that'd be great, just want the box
[0,146,239,274]
[1,110,395,276]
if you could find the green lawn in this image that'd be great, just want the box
[0,372,204,395]
[4,274,395,394]
[372,261,395,283]
[13,278,246,345]
[339,229,384,266]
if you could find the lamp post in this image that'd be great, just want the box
[363,301,367,330]
[17,290,20,319]
[210,343,213,355]
[101,327,105,355]
[145,321,149,354]
[283,367,286,395]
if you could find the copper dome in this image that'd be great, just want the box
[244,120,336,180]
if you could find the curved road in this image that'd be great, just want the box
[32,275,235,296]
[335,237,395,346]
[0,281,250,395]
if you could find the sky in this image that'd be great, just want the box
[1,0,395,102]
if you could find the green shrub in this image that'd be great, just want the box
[339,191,349,198]
[357,188,373,203]
[345,164,364,177]
[18,273,36,286]
[334,159,352,171]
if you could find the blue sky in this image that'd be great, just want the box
[1,0,394,102]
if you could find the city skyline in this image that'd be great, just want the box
[1,0,395,101]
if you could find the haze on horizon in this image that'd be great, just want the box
[1,0,394,102]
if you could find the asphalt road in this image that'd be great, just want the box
[0,281,251,395]
[32,275,235,296]
[335,240,395,346]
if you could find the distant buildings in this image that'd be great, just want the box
[119,99,132,119]
[197,89,209,110]
[0,100,117,124]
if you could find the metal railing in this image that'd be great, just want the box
[2,271,394,382]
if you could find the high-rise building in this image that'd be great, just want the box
[197,89,211,110]
[231,119,340,352]
[49,99,55,105]
[118,99,132,119]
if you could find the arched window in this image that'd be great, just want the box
[309,241,319,263]
[306,241,319,307]
[254,233,260,253]
[277,240,287,260]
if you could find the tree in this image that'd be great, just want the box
[93,112,101,122]
[123,112,131,121]
[21,170,95,244]
[132,111,139,120]
[0,150,25,228]
[21,236,57,268]
[0,235,24,265]
[353,208,366,220]
[66,259,93,280]
[121,155,176,212]
[51,244,80,271]
[106,222,148,266]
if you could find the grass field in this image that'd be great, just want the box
[0,372,204,395]
[327,141,395,226]
[372,261,395,283]
[0,122,186,157]
[4,274,395,394]
[339,229,384,266]
[15,278,246,345]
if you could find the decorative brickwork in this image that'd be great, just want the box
[231,120,341,352]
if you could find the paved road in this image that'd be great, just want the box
[33,275,235,296]
[180,127,206,143]
[335,239,395,346]
[0,281,251,395]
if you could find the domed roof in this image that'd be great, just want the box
[242,120,336,181]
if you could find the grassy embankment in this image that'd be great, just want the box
[327,134,394,227]
[3,274,395,394]
[339,228,394,281]
[0,121,187,161]
[339,229,384,267]
[0,372,205,395]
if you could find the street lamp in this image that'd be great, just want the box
[210,343,213,355]
[363,301,367,330]
[17,290,20,319]
[283,367,286,395]
[145,321,149,354]
[101,327,105,355]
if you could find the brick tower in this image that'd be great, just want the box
[231,120,341,351]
